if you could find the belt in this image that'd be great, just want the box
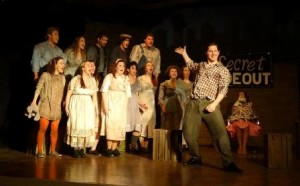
[190,97,213,101]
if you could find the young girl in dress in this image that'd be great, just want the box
[88,60,102,155]
[126,61,148,153]
[100,59,131,157]
[65,61,98,158]
[30,56,66,158]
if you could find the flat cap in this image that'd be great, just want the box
[120,34,132,39]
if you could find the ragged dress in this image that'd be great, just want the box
[66,75,98,148]
[138,75,156,138]
[100,73,131,140]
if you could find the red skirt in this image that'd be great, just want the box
[226,119,262,138]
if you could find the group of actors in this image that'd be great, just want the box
[28,26,262,173]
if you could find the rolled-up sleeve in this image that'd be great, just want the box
[218,67,231,96]
[31,45,44,72]
[129,45,141,63]
[34,72,47,99]
[154,50,161,74]
[186,60,200,71]
[100,74,112,92]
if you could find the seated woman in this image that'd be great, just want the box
[226,91,262,155]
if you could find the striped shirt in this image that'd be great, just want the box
[186,60,231,101]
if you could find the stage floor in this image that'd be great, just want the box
[0,146,300,186]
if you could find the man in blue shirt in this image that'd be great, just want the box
[31,27,65,81]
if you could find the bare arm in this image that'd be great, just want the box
[30,92,40,106]
[101,92,109,115]
[136,91,148,111]
[92,92,98,115]
[30,73,46,105]
[65,89,73,116]
[33,72,39,81]
[206,93,225,113]
[174,46,192,63]
[158,82,166,113]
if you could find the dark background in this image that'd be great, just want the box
[0,0,299,151]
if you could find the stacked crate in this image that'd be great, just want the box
[265,133,293,168]
[152,129,178,162]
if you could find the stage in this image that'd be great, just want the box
[0,146,299,186]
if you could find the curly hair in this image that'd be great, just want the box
[165,65,181,78]
[46,56,64,74]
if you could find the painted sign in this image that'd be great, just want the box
[220,53,272,88]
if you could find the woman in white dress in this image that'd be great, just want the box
[138,61,157,153]
[100,59,131,157]
[65,61,98,158]
[88,61,102,155]
[126,61,148,152]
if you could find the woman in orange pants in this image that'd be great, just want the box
[30,56,66,158]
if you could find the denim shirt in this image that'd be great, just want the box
[31,41,65,73]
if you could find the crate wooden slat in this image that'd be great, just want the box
[266,133,293,168]
[152,129,179,162]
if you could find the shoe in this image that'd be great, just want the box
[181,145,189,152]
[129,148,140,154]
[73,150,81,158]
[50,151,62,157]
[224,163,243,173]
[141,147,149,154]
[79,149,86,158]
[113,149,121,157]
[128,144,140,154]
[89,150,101,156]
[184,157,202,166]
[105,149,114,157]
[36,152,45,158]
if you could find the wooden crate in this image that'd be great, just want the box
[152,129,178,162]
[265,133,293,168]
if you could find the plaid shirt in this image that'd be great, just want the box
[187,60,231,101]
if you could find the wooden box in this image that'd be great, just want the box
[265,133,293,168]
[152,129,178,162]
